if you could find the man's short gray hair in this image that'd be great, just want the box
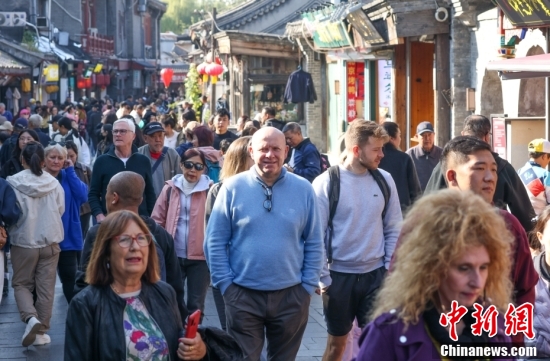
[113,118,136,133]
[282,122,302,135]
[29,114,42,128]
[462,115,491,139]
[0,103,5,109]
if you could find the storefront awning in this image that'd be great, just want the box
[131,60,156,70]
[486,53,550,80]
[0,51,30,75]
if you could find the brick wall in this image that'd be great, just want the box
[304,48,326,152]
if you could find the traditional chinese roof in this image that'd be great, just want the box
[193,0,327,35]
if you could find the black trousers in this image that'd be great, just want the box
[57,250,81,304]
[178,258,210,322]
[224,283,310,361]
[212,287,227,331]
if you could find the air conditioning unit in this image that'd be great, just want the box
[11,12,27,26]
[36,17,48,27]
[0,13,12,26]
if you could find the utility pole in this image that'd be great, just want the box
[209,7,217,116]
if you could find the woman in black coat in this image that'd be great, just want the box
[0,129,39,179]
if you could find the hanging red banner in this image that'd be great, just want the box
[347,62,357,122]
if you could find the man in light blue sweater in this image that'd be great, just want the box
[312,120,402,361]
[204,127,323,361]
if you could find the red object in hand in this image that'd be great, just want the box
[185,310,201,339]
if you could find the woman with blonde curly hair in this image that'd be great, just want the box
[355,189,515,361]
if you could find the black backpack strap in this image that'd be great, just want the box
[369,169,391,220]
[326,166,340,264]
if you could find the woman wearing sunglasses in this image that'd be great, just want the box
[152,148,211,322]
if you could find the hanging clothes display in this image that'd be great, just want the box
[5,88,13,113]
[12,88,21,115]
[283,69,317,104]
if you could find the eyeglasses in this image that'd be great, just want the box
[262,184,272,212]
[114,233,152,248]
[183,161,205,171]
[48,140,66,146]
[113,129,129,135]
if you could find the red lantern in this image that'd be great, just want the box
[206,63,224,84]
[85,78,92,88]
[76,76,85,89]
[206,63,224,76]
[214,57,222,65]
[197,62,208,75]
[160,68,174,88]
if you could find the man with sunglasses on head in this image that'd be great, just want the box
[204,127,323,361]
[88,118,156,223]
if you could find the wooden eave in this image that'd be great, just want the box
[214,31,296,59]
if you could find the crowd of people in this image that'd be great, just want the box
[0,91,547,361]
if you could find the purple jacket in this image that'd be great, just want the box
[354,310,513,361]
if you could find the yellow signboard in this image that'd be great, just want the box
[43,64,59,82]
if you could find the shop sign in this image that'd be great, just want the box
[495,0,550,27]
[347,9,385,45]
[492,117,507,160]
[303,13,352,49]
[43,64,59,82]
[347,62,364,122]
[377,60,392,119]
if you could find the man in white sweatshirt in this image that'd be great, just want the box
[312,120,402,361]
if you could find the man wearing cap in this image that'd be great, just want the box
[138,122,181,197]
[0,118,28,167]
[518,139,550,215]
[406,121,443,191]
[88,118,156,222]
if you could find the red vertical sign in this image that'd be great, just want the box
[347,62,357,122]
[492,118,507,160]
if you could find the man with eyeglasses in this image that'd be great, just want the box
[204,127,323,361]
[312,120,402,361]
[424,114,536,232]
[88,118,156,223]
[138,122,181,197]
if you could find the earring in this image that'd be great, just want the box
[106,261,110,269]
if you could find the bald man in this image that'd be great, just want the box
[204,127,324,360]
[73,171,187,323]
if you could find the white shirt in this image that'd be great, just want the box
[164,131,179,149]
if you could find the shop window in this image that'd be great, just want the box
[250,84,304,124]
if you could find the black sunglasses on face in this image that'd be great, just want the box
[182,161,205,171]
[49,140,66,146]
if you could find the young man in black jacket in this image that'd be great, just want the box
[424,114,536,232]
[88,118,156,221]
[74,171,187,323]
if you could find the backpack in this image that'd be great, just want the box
[325,165,390,264]
[320,153,331,173]
[206,159,221,184]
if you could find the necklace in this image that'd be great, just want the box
[110,283,121,294]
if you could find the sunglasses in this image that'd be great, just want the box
[262,184,272,212]
[182,161,205,171]
[49,140,66,146]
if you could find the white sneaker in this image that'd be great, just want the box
[21,317,42,347]
[33,334,51,346]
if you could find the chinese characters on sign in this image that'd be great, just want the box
[377,60,392,120]
[347,62,365,122]
[492,118,507,160]
[440,300,534,341]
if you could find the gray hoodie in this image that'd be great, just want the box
[7,169,65,248]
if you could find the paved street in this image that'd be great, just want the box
[0,260,327,360]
